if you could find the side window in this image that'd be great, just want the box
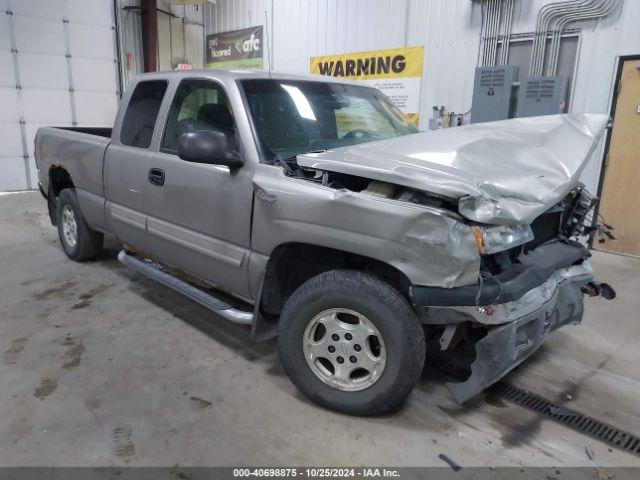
[120,80,168,148]
[162,80,236,154]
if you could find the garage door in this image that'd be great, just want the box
[0,0,120,192]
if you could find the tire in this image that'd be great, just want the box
[277,270,425,415]
[56,188,103,261]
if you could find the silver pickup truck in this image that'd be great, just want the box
[35,69,613,415]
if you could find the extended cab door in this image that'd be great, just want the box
[105,79,168,249]
[144,78,254,299]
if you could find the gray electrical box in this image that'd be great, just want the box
[470,65,519,124]
[516,76,569,117]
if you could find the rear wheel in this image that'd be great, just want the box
[277,270,425,415]
[56,188,103,261]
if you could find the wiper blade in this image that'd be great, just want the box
[285,149,326,162]
[275,155,294,174]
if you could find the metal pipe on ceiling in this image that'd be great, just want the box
[547,0,620,75]
[487,0,502,67]
[477,0,514,68]
[545,0,605,73]
[486,0,496,66]
[530,1,560,76]
[500,0,514,65]
[478,0,487,66]
[530,0,594,77]
[493,0,503,66]
[481,0,495,67]
[481,0,492,66]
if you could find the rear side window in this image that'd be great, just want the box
[120,80,168,148]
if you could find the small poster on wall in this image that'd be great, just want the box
[206,26,263,69]
[310,46,424,126]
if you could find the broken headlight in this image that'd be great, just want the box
[472,224,534,254]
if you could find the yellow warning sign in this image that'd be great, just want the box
[310,46,424,125]
[310,46,423,80]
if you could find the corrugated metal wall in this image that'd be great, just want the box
[205,0,640,193]
[204,0,481,121]
[117,1,204,87]
[156,0,204,71]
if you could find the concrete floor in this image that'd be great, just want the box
[1,191,639,468]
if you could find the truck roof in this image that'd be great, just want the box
[133,68,365,87]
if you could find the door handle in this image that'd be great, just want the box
[148,168,165,186]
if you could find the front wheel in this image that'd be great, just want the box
[277,270,425,415]
[56,188,103,261]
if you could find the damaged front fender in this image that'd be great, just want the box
[250,165,480,289]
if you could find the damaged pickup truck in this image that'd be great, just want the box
[35,70,613,415]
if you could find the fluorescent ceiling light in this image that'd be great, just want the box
[281,84,316,121]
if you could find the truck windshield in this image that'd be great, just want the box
[240,79,418,163]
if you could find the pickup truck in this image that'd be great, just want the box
[35,69,613,415]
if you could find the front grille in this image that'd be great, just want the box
[525,207,563,252]
[479,186,597,276]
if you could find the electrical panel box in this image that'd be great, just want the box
[516,76,569,117]
[470,66,519,124]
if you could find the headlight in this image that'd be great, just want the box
[471,224,534,254]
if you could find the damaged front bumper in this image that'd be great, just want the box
[446,262,592,403]
[410,241,603,403]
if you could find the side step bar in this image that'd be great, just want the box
[117,250,253,325]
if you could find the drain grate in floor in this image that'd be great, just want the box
[490,381,640,457]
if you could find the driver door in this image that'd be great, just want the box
[145,78,254,299]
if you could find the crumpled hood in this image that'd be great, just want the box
[297,114,608,225]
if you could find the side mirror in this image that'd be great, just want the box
[177,130,243,169]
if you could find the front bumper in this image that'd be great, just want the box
[409,240,596,403]
[411,241,590,308]
[445,263,592,403]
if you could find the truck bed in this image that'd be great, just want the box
[35,126,112,233]
[55,126,112,138]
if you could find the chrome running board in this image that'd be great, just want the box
[117,250,253,325]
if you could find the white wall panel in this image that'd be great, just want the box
[117,0,144,86]
[74,91,119,125]
[0,157,29,191]
[0,0,8,189]
[27,157,38,188]
[170,15,186,63]
[18,53,69,89]
[69,24,116,59]
[0,14,11,50]
[9,0,65,19]
[0,88,20,121]
[157,11,172,71]
[71,58,118,92]
[0,124,23,156]
[185,23,204,69]
[22,89,73,123]
[207,0,476,118]
[155,1,204,70]
[66,0,114,26]
[0,51,14,86]
[12,16,66,55]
